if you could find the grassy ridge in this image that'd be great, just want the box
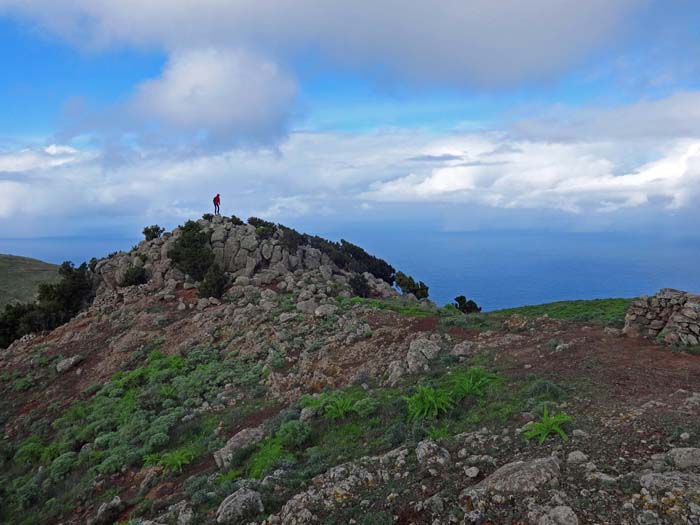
[341,295,633,328]
[492,297,633,327]
[0,255,59,310]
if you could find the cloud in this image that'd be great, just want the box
[0,0,643,88]
[512,91,700,142]
[0,145,83,173]
[57,47,297,152]
[2,124,700,237]
[129,48,297,149]
[363,138,700,213]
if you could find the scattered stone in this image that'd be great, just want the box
[666,448,700,469]
[314,304,338,318]
[296,299,318,315]
[279,312,297,323]
[566,451,588,465]
[464,466,480,478]
[536,505,579,525]
[416,440,451,471]
[56,355,83,373]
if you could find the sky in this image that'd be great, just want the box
[1,0,700,245]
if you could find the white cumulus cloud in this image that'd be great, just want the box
[129,48,297,148]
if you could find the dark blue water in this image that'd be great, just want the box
[2,231,698,311]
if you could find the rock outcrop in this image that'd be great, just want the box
[93,216,397,300]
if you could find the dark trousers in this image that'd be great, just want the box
[214,203,220,214]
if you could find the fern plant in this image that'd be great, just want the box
[524,406,572,444]
[324,396,355,419]
[144,449,196,473]
[405,386,454,421]
[450,368,499,400]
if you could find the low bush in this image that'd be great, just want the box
[202,213,214,221]
[142,225,165,241]
[0,261,94,348]
[395,272,429,299]
[120,266,147,287]
[169,220,214,281]
[248,217,277,240]
[230,215,245,226]
[278,225,304,254]
[247,437,292,478]
[454,295,481,314]
[48,452,77,482]
[349,274,371,298]
[199,263,228,299]
[277,420,312,449]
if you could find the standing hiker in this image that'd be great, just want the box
[213,193,221,215]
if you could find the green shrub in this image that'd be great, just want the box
[352,397,379,418]
[230,215,245,226]
[121,266,147,287]
[169,220,214,281]
[349,274,371,298]
[395,272,429,299]
[427,423,451,440]
[405,386,453,421]
[199,263,228,299]
[0,261,94,348]
[277,420,312,449]
[454,295,481,314]
[142,225,165,241]
[13,436,44,465]
[202,213,214,221]
[526,379,565,401]
[524,406,571,444]
[278,225,304,254]
[248,217,277,240]
[48,452,77,482]
[247,437,291,478]
[305,236,395,285]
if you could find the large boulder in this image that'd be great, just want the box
[473,456,560,494]
[214,427,265,469]
[88,496,125,525]
[216,488,264,523]
[406,336,442,373]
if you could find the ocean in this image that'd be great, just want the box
[2,231,698,311]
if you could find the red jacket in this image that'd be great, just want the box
[213,195,220,205]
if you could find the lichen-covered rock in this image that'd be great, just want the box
[216,488,264,523]
[55,354,83,373]
[214,426,265,469]
[534,505,579,525]
[416,440,451,471]
[88,496,125,525]
[473,456,560,494]
[406,335,442,373]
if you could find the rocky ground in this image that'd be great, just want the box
[1,221,699,525]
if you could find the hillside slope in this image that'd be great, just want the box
[0,254,59,309]
[0,218,698,525]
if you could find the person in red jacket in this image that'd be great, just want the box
[213,193,221,215]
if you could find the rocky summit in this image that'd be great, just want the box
[1,217,700,525]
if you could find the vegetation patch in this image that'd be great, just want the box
[492,298,633,327]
